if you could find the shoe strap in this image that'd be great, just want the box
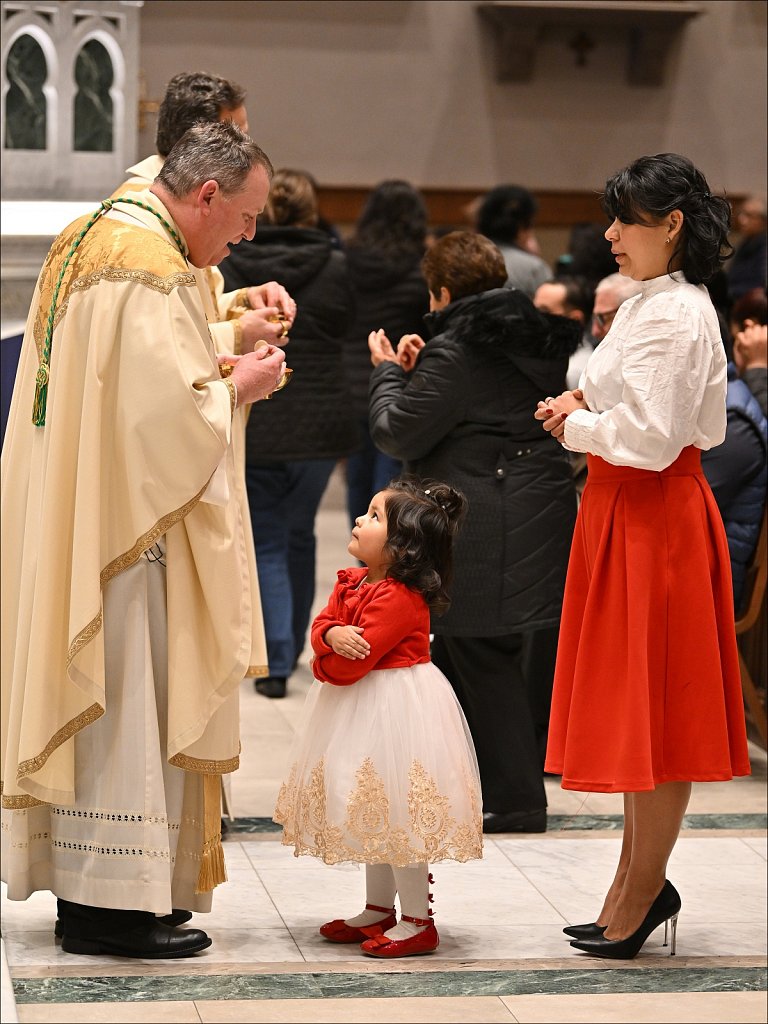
[401,913,432,927]
[365,903,395,915]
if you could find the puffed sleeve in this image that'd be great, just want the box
[564,297,724,471]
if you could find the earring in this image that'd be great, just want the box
[665,237,671,245]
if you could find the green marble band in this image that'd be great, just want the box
[13,966,768,1004]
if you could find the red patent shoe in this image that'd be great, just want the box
[360,914,439,958]
[319,902,397,943]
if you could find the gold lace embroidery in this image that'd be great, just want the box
[1,793,45,809]
[275,755,482,867]
[169,752,240,775]
[248,664,269,678]
[16,702,104,783]
[100,482,208,587]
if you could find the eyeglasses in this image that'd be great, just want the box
[592,308,619,329]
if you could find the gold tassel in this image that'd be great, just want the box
[32,362,50,426]
[195,773,228,894]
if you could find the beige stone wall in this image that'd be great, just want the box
[138,0,767,195]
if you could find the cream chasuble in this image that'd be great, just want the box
[1,192,261,903]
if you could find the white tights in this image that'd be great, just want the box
[345,862,431,939]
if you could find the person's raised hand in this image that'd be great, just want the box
[396,333,425,372]
[368,328,399,367]
[734,320,768,372]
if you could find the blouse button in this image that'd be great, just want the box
[495,467,505,478]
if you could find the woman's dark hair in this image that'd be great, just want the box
[382,477,467,616]
[349,180,428,261]
[730,287,768,329]
[601,153,733,285]
[476,185,537,246]
[421,230,507,302]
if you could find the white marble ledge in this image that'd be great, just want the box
[1,202,103,238]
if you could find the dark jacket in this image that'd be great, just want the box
[342,246,430,419]
[369,288,581,636]
[220,225,358,462]
[702,364,767,611]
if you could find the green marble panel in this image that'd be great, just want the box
[224,812,767,836]
[13,966,768,1004]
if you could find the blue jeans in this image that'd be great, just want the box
[246,458,337,679]
[345,418,401,528]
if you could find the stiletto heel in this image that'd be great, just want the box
[668,912,679,955]
[569,880,681,960]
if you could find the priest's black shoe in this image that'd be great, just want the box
[482,808,546,833]
[254,676,286,698]
[61,920,212,958]
[570,880,681,959]
[54,908,192,939]
[563,922,606,939]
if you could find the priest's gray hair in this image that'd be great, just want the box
[156,121,273,199]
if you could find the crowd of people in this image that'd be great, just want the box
[1,69,765,964]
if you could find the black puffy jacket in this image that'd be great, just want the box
[369,288,581,635]
[220,225,358,461]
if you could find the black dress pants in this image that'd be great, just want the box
[57,899,152,939]
[431,632,549,815]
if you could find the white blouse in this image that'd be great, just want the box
[564,273,727,472]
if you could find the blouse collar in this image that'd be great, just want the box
[640,271,687,298]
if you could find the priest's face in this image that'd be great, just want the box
[189,164,271,268]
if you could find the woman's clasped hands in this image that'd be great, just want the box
[534,389,588,442]
[368,328,425,371]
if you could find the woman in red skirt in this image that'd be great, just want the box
[535,153,751,959]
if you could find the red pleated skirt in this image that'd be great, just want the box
[545,447,751,792]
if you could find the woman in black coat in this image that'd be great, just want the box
[220,169,357,698]
[368,232,580,831]
[342,180,431,526]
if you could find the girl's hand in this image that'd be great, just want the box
[534,389,587,441]
[325,625,370,660]
[396,333,425,372]
[368,329,399,367]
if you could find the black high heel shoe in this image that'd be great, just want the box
[569,880,681,960]
[563,922,606,940]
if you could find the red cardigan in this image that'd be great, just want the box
[311,567,431,686]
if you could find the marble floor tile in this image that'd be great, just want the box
[500,990,768,1023]
[17,1003,202,1023]
[195,995,517,1023]
[742,835,767,859]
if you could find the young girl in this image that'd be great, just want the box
[274,478,483,958]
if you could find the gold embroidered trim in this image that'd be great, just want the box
[34,267,197,360]
[224,378,237,417]
[16,702,104,783]
[231,318,243,355]
[169,752,240,775]
[100,483,208,588]
[274,756,482,867]
[1,793,45,809]
[236,287,251,309]
[248,664,269,678]
[67,610,103,666]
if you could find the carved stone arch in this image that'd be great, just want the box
[1,19,59,152]
[70,25,126,152]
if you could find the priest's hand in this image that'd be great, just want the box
[228,346,287,405]
[245,282,297,325]
[240,307,291,349]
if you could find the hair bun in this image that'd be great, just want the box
[423,483,468,526]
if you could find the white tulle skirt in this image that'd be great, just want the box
[274,662,483,867]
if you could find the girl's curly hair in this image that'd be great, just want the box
[382,477,467,615]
